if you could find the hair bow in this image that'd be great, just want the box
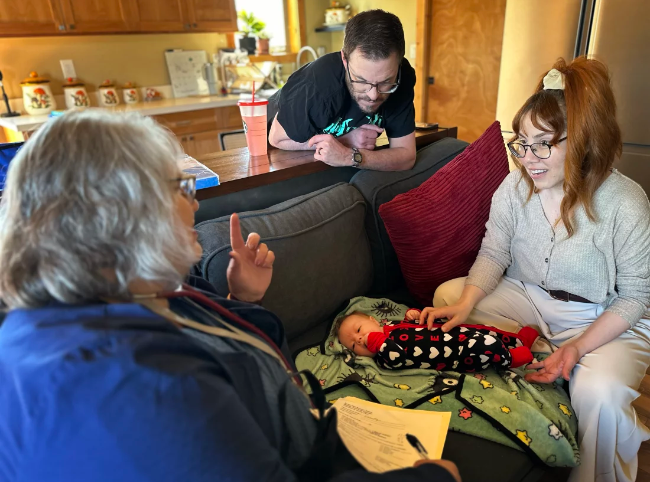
[543,68,565,90]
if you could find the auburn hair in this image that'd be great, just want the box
[510,56,622,237]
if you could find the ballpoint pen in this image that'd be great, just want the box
[406,433,429,460]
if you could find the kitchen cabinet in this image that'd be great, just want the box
[0,0,65,35]
[131,0,189,32]
[153,105,242,158]
[58,0,131,33]
[186,0,236,32]
[0,0,235,36]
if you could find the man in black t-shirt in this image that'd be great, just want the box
[267,10,416,171]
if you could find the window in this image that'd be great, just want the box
[234,0,287,53]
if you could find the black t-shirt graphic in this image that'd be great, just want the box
[268,52,416,143]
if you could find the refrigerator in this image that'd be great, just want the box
[495,0,650,194]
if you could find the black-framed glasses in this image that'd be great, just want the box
[345,58,401,94]
[508,137,567,160]
[171,174,196,202]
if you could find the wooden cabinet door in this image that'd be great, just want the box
[130,0,189,32]
[191,130,223,157]
[425,0,506,142]
[0,0,65,35]
[179,134,197,158]
[186,0,236,32]
[58,0,132,33]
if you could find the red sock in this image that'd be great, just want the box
[509,346,533,368]
[517,326,539,348]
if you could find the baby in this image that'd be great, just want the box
[335,309,538,372]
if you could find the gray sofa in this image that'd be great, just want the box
[195,138,568,482]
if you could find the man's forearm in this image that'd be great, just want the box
[268,115,314,151]
[358,147,416,171]
[271,138,313,151]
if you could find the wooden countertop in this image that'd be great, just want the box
[196,127,458,199]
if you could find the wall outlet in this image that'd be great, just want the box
[60,59,76,80]
[409,44,417,59]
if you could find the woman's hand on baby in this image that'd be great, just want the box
[405,309,421,321]
[419,303,472,332]
[524,344,580,384]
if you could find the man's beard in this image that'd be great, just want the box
[345,78,388,114]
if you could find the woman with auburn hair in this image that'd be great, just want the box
[419,57,650,482]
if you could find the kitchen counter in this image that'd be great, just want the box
[0,94,242,133]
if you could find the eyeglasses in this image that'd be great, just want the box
[171,174,196,202]
[508,137,567,160]
[345,58,401,94]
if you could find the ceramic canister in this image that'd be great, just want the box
[325,4,350,25]
[99,80,120,107]
[21,71,56,116]
[122,82,139,104]
[63,77,90,109]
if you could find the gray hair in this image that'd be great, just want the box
[0,109,199,308]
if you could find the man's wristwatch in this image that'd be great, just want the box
[351,147,363,168]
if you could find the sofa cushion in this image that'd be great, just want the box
[378,121,510,305]
[195,183,373,340]
[350,137,469,293]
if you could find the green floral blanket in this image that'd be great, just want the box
[294,297,580,467]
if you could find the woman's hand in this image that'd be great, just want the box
[405,309,421,321]
[414,459,461,482]
[524,344,580,384]
[226,213,275,303]
[418,302,473,332]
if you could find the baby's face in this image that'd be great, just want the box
[338,314,383,357]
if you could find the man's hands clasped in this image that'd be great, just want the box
[308,124,384,166]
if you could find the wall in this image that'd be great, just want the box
[0,32,229,98]
[302,0,416,58]
[495,0,582,135]
[304,0,332,54]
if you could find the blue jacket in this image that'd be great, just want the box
[0,282,454,482]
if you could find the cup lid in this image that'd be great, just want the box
[238,99,268,106]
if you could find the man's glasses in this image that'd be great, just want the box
[171,174,196,202]
[345,59,401,94]
[508,137,567,160]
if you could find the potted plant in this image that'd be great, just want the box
[257,31,271,55]
[237,10,265,55]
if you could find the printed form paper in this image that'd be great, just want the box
[332,397,451,473]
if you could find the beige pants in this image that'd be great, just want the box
[434,277,650,482]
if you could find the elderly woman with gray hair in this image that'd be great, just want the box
[0,110,459,482]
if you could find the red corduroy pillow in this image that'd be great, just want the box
[378,121,510,305]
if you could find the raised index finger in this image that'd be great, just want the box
[230,213,246,250]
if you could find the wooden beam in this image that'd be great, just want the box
[285,0,307,53]
[414,0,432,123]
[297,0,307,47]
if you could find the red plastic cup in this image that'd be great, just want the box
[238,99,268,157]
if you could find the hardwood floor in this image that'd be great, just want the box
[634,373,650,481]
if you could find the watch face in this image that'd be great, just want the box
[353,152,362,163]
